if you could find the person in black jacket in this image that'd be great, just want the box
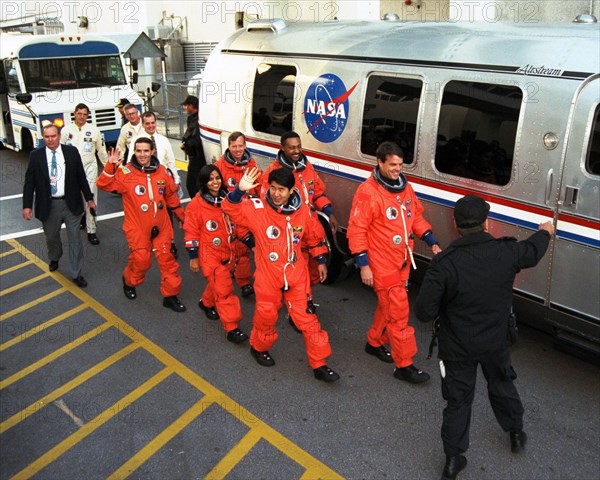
[22,124,96,287]
[180,95,206,198]
[415,194,554,480]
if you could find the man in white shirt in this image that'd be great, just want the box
[128,111,181,186]
[61,103,108,245]
[116,103,143,161]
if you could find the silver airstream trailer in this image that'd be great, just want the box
[200,18,600,354]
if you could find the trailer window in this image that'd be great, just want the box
[360,76,422,164]
[586,105,600,176]
[252,64,296,136]
[436,81,522,186]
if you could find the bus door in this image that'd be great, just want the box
[549,76,600,344]
[0,60,16,147]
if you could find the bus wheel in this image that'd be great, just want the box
[318,214,344,285]
[21,129,34,152]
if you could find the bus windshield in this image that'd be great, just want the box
[20,55,126,92]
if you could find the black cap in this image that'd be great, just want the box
[115,98,129,108]
[454,194,490,228]
[181,95,199,108]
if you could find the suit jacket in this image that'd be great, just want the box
[23,144,93,222]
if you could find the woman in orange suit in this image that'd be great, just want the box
[184,165,250,344]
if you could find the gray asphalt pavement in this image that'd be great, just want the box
[1,146,598,480]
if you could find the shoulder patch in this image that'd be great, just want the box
[251,198,264,209]
[119,166,131,174]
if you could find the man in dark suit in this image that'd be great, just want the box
[22,124,96,287]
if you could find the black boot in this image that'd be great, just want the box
[441,455,467,480]
[510,430,527,453]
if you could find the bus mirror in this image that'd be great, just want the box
[132,59,138,71]
[131,72,138,85]
[16,93,32,104]
[151,81,161,92]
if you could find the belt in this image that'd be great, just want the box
[51,196,65,200]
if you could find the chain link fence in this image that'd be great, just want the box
[137,72,201,140]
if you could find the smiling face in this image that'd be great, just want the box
[142,115,157,135]
[378,154,403,181]
[269,181,292,206]
[228,135,246,163]
[134,140,153,167]
[281,136,302,163]
[206,169,222,196]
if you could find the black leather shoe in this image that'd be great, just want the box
[49,261,59,272]
[287,314,302,333]
[87,233,99,245]
[170,242,178,259]
[510,430,527,453]
[250,347,275,367]
[122,276,136,300]
[365,342,394,363]
[226,328,249,344]
[441,455,467,480]
[198,300,219,320]
[240,284,254,298]
[163,295,186,312]
[393,364,430,384]
[313,365,340,383]
[72,276,87,288]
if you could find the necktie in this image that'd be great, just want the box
[51,150,58,195]
[150,135,156,153]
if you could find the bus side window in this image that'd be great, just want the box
[360,75,423,164]
[435,81,523,187]
[585,105,600,176]
[252,63,297,136]
[4,60,20,93]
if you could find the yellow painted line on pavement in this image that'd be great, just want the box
[0,272,50,296]
[176,159,188,171]
[9,367,173,480]
[0,322,111,390]
[0,342,140,434]
[0,247,18,258]
[205,428,262,479]
[4,239,343,480]
[0,303,87,352]
[0,288,67,322]
[0,258,34,275]
[107,396,215,480]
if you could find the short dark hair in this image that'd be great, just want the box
[197,164,223,193]
[228,131,246,144]
[141,111,156,122]
[281,131,300,147]
[376,141,404,163]
[74,103,89,113]
[134,137,153,149]
[268,167,295,189]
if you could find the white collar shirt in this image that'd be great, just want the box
[46,146,65,197]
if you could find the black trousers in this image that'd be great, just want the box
[186,154,207,199]
[441,348,524,456]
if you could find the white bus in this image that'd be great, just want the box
[200,17,600,355]
[0,34,142,150]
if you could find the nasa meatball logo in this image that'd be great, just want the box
[303,73,358,144]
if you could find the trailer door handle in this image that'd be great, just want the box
[545,169,553,205]
[563,186,579,207]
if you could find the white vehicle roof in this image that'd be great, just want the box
[0,33,119,59]
[218,19,600,79]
